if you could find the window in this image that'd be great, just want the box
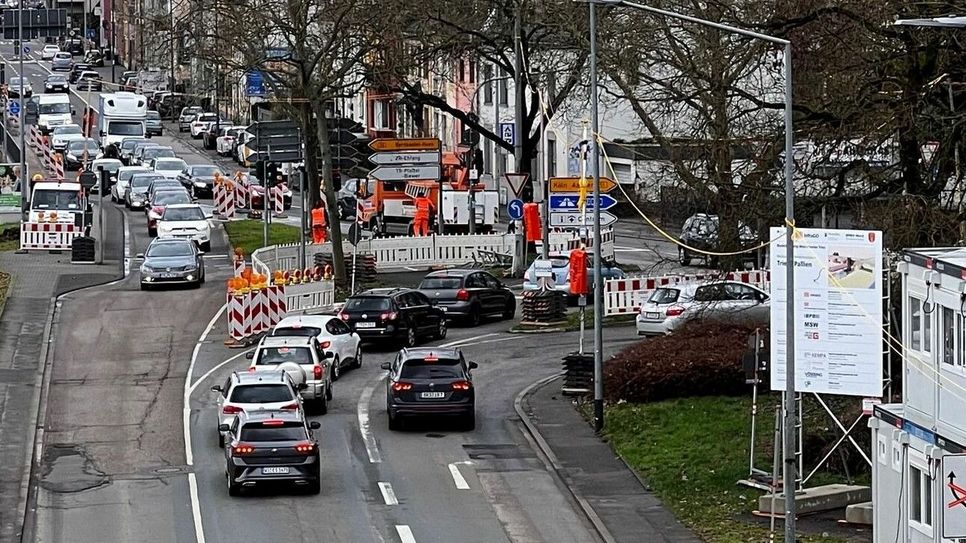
[547,138,557,178]
[482,64,493,104]
[482,273,501,289]
[458,61,465,82]
[229,384,294,403]
[325,319,351,335]
[910,297,922,351]
[909,463,933,533]
[498,72,508,105]
[484,139,493,175]
[944,306,956,365]
[464,274,486,288]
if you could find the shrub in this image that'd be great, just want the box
[604,321,755,403]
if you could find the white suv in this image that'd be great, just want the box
[155,203,211,252]
[210,371,303,448]
[247,336,334,415]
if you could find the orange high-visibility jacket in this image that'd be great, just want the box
[311,207,326,227]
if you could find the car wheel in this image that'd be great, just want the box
[679,247,691,266]
[316,395,328,416]
[388,410,402,431]
[502,302,516,320]
[331,356,341,381]
[326,381,333,401]
[405,325,417,347]
[467,304,481,327]
[226,471,241,496]
[352,346,362,369]
[217,432,224,448]
[463,412,476,431]
[436,319,447,340]
[307,472,321,495]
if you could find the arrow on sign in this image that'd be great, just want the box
[550,211,617,228]
[950,472,966,509]
[369,151,440,165]
[549,193,617,211]
[370,164,441,181]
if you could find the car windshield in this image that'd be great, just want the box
[146,242,193,257]
[54,53,70,59]
[68,141,99,153]
[53,126,81,136]
[648,288,681,304]
[197,113,217,122]
[229,384,294,404]
[94,161,121,172]
[419,277,462,289]
[344,297,391,311]
[80,72,99,80]
[32,189,80,210]
[184,107,202,116]
[145,149,175,159]
[108,121,143,136]
[190,165,221,177]
[240,422,305,442]
[254,346,312,366]
[40,102,70,114]
[46,75,66,83]
[162,207,204,221]
[400,359,463,379]
[271,326,322,338]
[10,77,24,86]
[155,159,186,171]
[154,192,191,205]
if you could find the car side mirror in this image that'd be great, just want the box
[309,421,321,430]
[380,362,391,370]
[210,385,222,393]
[245,351,254,359]
[469,361,478,369]
[218,424,230,432]
[134,252,144,259]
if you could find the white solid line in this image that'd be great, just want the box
[395,525,417,543]
[357,375,385,464]
[456,336,524,348]
[378,482,398,506]
[187,349,253,396]
[438,333,497,348]
[448,462,470,490]
[403,266,418,271]
[187,473,205,543]
[122,212,131,277]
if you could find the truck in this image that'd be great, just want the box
[96,92,149,148]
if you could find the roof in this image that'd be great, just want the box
[236,409,304,424]
[34,181,81,191]
[425,269,476,277]
[165,203,203,210]
[257,335,315,347]
[275,315,336,328]
[903,247,966,281]
[357,287,410,297]
[401,347,462,360]
[232,370,291,385]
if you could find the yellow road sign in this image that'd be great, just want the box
[369,138,441,151]
[549,176,616,193]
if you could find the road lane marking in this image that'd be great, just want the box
[358,375,385,463]
[448,461,471,490]
[439,333,497,348]
[378,482,398,505]
[395,525,417,543]
[122,211,131,276]
[458,336,524,348]
[187,349,253,395]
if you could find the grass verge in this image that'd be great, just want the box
[0,224,18,252]
[224,220,301,255]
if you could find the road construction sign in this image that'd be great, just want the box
[944,454,966,538]
[549,176,616,193]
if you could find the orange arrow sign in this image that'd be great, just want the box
[369,138,441,151]
[549,176,617,193]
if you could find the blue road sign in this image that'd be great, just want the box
[245,71,266,97]
[499,122,515,146]
[8,100,20,115]
[549,193,617,212]
[507,199,524,220]
[22,46,29,54]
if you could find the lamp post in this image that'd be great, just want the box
[583,1,797,540]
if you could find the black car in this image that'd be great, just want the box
[381,347,477,430]
[83,49,104,67]
[677,213,759,267]
[338,288,446,347]
[202,122,222,150]
[220,410,321,495]
[43,74,69,93]
[178,164,222,197]
[138,237,205,289]
[66,39,84,56]
[417,269,515,325]
[68,63,92,84]
[337,195,356,220]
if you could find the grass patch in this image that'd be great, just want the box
[604,396,849,543]
[0,224,18,252]
[224,220,301,255]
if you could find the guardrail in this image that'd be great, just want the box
[603,269,771,316]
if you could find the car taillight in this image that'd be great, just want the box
[338,312,349,321]
[294,442,315,454]
[451,380,472,391]
[313,365,323,379]
[391,382,413,392]
[456,289,470,301]
[232,444,255,454]
[666,306,685,317]
[222,405,243,414]
[280,402,299,411]
[318,340,331,349]
[380,312,397,320]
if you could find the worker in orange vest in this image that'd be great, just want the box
[311,201,328,244]
[413,195,434,236]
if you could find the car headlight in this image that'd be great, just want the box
[194,181,207,187]
[140,264,151,274]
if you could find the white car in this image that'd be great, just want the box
[248,335,334,414]
[156,203,211,252]
[50,124,84,151]
[210,370,302,448]
[89,158,123,192]
[216,126,245,156]
[112,166,151,203]
[190,113,218,138]
[41,44,61,60]
[152,157,188,180]
[635,281,770,336]
[269,315,362,381]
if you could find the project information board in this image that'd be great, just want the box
[769,227,883,397]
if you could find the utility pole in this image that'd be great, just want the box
[588,0,604,434]
[511,2,526,275]
[539,89,549,258]
[17,1,25,216]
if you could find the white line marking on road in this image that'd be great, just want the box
[395,525,417,543]
[439,333,497,348]
[459,336,525,348]
[378,482,398,505]
[187,349,253,396]
[448,462,471,490]
[187,473,205,543]
[358,375,385,464]
[403,266,418,271]
[122,212,131,276]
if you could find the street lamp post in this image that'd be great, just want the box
[584,1,797,539]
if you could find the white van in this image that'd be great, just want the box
[29,181,85,226]
[37,94,73,133]
[97,92,149,147]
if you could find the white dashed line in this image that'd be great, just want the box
[448,461,471,490]
[395,525,417,543]
[378,482,398,505]
[358,375,385,463]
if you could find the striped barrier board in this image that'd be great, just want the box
[19,221,83,251]
[227,292,253,341]
[234,181,248,210]
[603,269,771,316]
[273,183,286,214]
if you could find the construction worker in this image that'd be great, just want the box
[413,194,434,236]
[311,201,328,244]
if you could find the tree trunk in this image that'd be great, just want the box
[312,101,346,283]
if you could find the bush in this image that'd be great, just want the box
[604,321,755,403]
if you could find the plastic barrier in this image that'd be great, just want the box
[19,221,83,250]
[273,183,286,214]
[603,269,771,316]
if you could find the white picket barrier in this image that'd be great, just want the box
[283,280,336,314]
[19,222,83,250]
[603,269,771,316]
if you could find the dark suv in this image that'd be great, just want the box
[338,288,446,347]
[678,213,758,267]
[381,347,478,430]
[417,269,516,326]
[220,410,321,495]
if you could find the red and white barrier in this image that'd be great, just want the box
[603,269,771,316]
[29,125,39,150]
[249,289,268,335]
[265,285,286,325]
[273,183,286,214]
[19,221,83,250]
[233,256,245,277]
[52,154,64,179]
[227,292,253,341]
[214,183,235,219]
[225,282,327,344]
[234,181,248,210]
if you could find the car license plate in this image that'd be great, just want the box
[645,312,660,319]
[356,322,376,328]
[159,273,177,278]
[440,306,448,312]
[262,467,289,475]
[420,392,446,399]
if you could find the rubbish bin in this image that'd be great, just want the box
[71,236,95,263]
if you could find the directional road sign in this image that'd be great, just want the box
[549,176,616,193]
[246,119,298,137]
[550,211,617,228]
[8,100,20,115]
[370,164,441,182]
[507,199,524,220]
[369,138,440,151]
[499,123,515,146]
[549,193,617,212]
[504,172,529,197]
[368,151,440,166]
[944,454,966,538]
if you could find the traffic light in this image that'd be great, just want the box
[266,162,281,186]
[254,160,266,181]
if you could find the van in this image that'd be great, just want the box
[36,94,73,133]
[29,181,85,227]
[97,92,149,148]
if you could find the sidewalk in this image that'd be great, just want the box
[0,202,123,541]
[517,374,701,543]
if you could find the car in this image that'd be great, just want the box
[337,194,356,220]
[138,237,205,289]
[151,157,188,180]
[635,281,770,336]
[83,49,104,67]
[67,63,91,83]
[234,131,254,164]
[417,269,516,325]
[75,71,102,91]
[145,177,185,202]
[269,315,363,381]
[338,288,447,347]
[139,146,175,166]
[678,213,759,267]
[156,203,212,251]
[112,165,151,203]
[51,52,72,71]
[220,410,321,496]
[245,174,293,209]
[63,138,100,170]
[190,113,219,138]
[177,164,222,197]
[522,251,626,293]
[146,190,193,236]
[65,39,84,56]
[41,44,60,60]
[201,122,222,150]
[216,126,245,156]
[8,76,32,98]
[43,74,69,93]
[178,106,203,132]
[144,110,163,136]
[50,124,83,151]
[247,335,334,414]
[118,137,148,165]
[381,347,478,431]
[130,142,161,166]
[126,173,165,209]
[89,158,122,191]
[210,370,303,448]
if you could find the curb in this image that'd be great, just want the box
[514,373,618,543]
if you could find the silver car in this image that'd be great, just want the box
[126,173,165,209]
[635,281,770,336]
[138,238,205,290]
[51,52,72,71]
